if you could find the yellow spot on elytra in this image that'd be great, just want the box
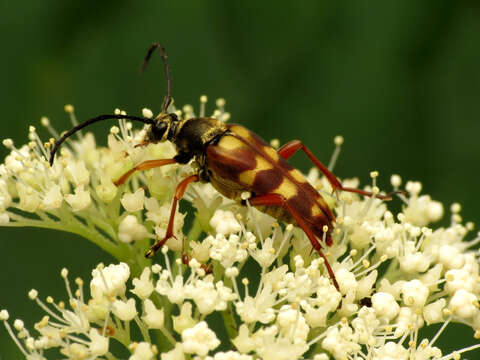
[263,146,279,161]
[238,170,255,185]
[238,156,273,185]
[311,204,322,217]
[230,125,252,140]
[219,135,244,151]
[255,156,274,171]
[288,168,307,183]
[275,177,298,199]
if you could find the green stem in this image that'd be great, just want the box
[105,352,116,360]
[85,210,118,240]
[6,210,123,260]
[150,292,174,352]
[220,276,238,341]
[159,327,177,347]
[186,217,203,242]
[382,258,400,282]
[132,315,151,344]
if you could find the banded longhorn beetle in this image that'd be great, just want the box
[49,43,394,290]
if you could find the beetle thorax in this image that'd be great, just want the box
[170,117,228,157]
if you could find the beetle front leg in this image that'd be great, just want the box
[247,193,340,291]
[277,140,394,200]
[114,158,177,186]
[145,174,199,258]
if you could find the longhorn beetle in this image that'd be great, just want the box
[49,43,394,290]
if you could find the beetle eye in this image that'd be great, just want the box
[151,121,168,140]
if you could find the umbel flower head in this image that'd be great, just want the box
[1,97,480,359]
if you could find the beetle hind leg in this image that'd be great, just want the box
[248,193,340,291]
[277,140,397,200]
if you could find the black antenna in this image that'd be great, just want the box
[141,43,172,114]
[49,114,155,165]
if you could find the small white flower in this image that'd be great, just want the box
[371,292,400,321]
[16,183,40,212]
[449,289,478,319]
[182,321,220,356]
[129,342,155,360]
[372,342,408,360]
[356,269,377,300]
[335,267,358,295]
[95,178,118,202]
[394,307,424,337]
[121,188,145,212]
[65,185,91,211]
[436,244,465,270]
[90,262,130,300]
[445,268,475,294]
[209,351,253,360]
[0,309,9,320]
[61,343,89,359]
[88,328,109,356]
[112,298,137,321]
[41,184,63,210]
[131,267,154,299]
[209,233,248,269]
[236,283,276,324]
[142,299,164,329]
[401,279,429,309]
[156,273,186,305]
[118,215,149,243]
[142,108,154,118]
[276,306,309,343]
[232,324,256,354]
[253,325,309,360]
[173,302,196,334]
[321,325,361,360]
[250,237,277,268]
[187,277,237,315]
[399,248,431,273]
[65,160,90,186]
[423,298,446,325]
[161,343,185,360]
[351,306,379,345]
[210,209,241,235]
[190,239,212,263]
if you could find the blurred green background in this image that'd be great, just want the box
[1,0,479,357]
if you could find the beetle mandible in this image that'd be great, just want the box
[49,43,392,290]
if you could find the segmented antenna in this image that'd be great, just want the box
[49,114,155,165]
[49,42,173,166]
[141,43,172,114]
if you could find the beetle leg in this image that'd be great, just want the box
[114,159,177,186]
[145,174,199,258]
[248,193,339,291]
[180,237,213,274]
[134,140,151,148]
[277,140,393,200]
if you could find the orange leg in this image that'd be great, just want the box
[114,159,177,186]
[181,241,213,274]
[277,140,394,200]
[248,193,339,291]
[145,174,199,258]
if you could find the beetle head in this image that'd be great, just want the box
[145,112,178,143]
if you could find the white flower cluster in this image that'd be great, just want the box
[2,98,480,359]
